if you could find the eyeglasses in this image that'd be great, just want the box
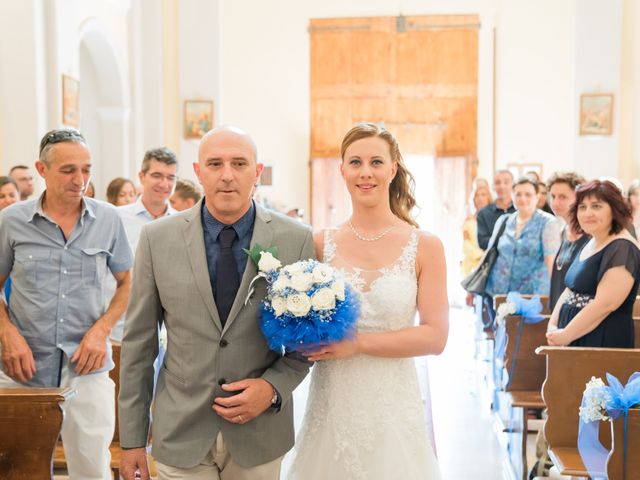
[147,172,177,183]
[39,129,86,155]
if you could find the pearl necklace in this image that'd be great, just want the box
[348,219,394,242]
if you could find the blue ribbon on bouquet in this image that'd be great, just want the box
[578,372,640,480]
[493,292,545,388]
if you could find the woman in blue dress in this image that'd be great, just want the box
[486,177,561,296]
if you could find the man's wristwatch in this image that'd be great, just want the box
[270,387,279,407]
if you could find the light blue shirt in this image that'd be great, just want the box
[0,194,133,387]
[107,197,175,341]
[117,197,177,254]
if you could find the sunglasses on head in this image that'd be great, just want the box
[39,129,86,156]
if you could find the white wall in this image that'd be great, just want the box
[572,0,623,180]
[494,0,576,177]
[177,0,222,181]
[619,0,640,182]
[0,0,48,177]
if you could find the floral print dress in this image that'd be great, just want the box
[486,210,561,296]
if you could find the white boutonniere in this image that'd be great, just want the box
[243,244,280,305]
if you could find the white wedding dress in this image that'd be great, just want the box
[288,229,441,480]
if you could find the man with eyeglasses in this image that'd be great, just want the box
[0,128,133,478]
[109,148,178,341]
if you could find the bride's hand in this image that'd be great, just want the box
[306,335,360,361]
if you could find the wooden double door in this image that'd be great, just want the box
[309,14,479,239]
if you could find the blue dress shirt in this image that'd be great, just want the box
[201,200,255,299]
[0,195,133,387]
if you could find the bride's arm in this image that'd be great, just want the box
[357,233,449,357]
[308,233,449,361]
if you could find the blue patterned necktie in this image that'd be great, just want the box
[215,226,239,326]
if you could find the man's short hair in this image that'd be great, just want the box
[174,179,202,203]
[494,169,514,180]
[141,147,178,173]
[9,165,29,175]
[38,129,88,167]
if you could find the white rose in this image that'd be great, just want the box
[289,272,314,292]
[272,274,289,293]
[312,263,334,283]
[258,251,281,272]
[311,288,336,311]
[286,293,312,317]
[283,262,304,275]
[330,279,346,301]
[271,296,287,316]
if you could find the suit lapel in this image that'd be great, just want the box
[222,205,273,334]
[182,200,222,331]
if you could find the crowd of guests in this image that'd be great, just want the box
[462,169,640,349]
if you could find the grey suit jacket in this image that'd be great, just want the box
[118,202,315,468]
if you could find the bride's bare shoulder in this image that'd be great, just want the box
[416,230,444,250]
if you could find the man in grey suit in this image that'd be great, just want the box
[119,126,314,479]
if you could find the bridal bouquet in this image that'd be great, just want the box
[245,245,360,354]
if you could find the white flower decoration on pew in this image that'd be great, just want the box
[579,376,611,423]
[495,301,516,326]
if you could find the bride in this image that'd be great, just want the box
[288,123,449,479]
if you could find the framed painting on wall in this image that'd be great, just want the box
[507,162,543,182]
[62,75,79,128]
[184,100,213,139]
[579,94,613,135]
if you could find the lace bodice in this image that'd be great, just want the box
[323,228,419,332]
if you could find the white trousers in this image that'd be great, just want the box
[0,357,115,480]
[156,432,282,480]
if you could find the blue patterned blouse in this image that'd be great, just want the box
[486,210,561,296]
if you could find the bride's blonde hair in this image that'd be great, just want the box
[340,123,419,228]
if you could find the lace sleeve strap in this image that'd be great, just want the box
[323,229,337,263]
[397,229,420,271]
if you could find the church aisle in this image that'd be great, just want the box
[429,307,506,479]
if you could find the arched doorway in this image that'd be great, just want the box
[78,20,129,200]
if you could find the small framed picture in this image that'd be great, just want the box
[260,166,273,186]
[62,75,80,128]
[507,163,543,181]
[184,100,214,139]
[579,94,613,136]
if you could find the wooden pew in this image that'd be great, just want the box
[536,346,640,478]
[0,387,75,479]
[54,342,122,478]
[607,408,640,480]
[494,314,548,480]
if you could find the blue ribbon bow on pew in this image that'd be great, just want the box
[494,292,545,388]
[578,372,640,480]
